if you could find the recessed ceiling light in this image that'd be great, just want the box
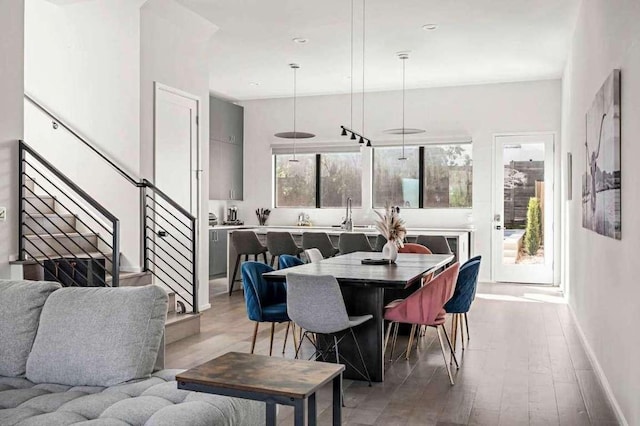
[422,24,438,31]
[249,82,260,86]
[292,37,309,44]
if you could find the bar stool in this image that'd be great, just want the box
[338,233,373,254]
[229,231,268,296]
[266,232,303,269]
[415,235,452,254]
[302,232,339,258]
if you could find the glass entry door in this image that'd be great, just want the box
[493,134,554,284]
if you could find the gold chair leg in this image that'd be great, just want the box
[389,322,400,361]
[250,322,259,354]
[436,325,456,385]
[383,321,393,355]
[405,324,417,360]
[269,323,275,356]
[282,322,290,354]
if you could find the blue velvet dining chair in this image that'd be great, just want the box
[241,262,297,356]
[278,254,305,269]
[444,255,481,354]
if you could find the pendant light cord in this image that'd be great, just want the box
[293,65,297,160]
[350,0,354,130]
[362,0,366,137]
[402,56,406,159]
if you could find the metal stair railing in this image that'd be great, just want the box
[19,140,119,286]
[22,93,198,313]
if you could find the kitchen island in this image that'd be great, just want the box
[220,225,474,292]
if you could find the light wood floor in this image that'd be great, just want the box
[166,281,618,425]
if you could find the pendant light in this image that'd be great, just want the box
[389,52,425,160]
[274,63,315,162]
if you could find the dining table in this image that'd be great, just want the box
[262,251,454,382]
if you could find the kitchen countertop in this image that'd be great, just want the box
[208,225,252,230]
[211,225,474,234]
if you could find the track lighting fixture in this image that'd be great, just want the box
[340,125,370,146]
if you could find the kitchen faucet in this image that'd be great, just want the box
[342,197,354,231]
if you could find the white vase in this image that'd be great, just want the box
[382,239,398,262]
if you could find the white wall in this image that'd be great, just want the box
[234,80,562,281]
[141,0,217,310]
[561,0,640,423]
[0,0,24,278]
[24,0,144,270]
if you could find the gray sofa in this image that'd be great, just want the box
[0,280,264,425]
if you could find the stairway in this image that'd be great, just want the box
[14,177,200,343]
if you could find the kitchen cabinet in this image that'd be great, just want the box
[210,96,243,145]
[209,96,243,200]
[209,229,228,277]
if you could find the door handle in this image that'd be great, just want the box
[495,225,502,230]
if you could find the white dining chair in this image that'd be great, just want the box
[304,248,324,263]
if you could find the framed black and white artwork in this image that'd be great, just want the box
[582,69,621,239]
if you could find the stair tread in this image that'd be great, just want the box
[25,213,75,218]
[105,271,151,282]
[25,195,55,200]
[25,231,97,239]
[166,312,201,325]
[10,251,113,265]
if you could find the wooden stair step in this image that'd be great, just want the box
[24,195,56,214]
[11,251,114,281]
[107,271,152,287]
[165,312,201,344]
[24,213,76,234]
[24,231,100,257]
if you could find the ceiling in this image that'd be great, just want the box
[177,0,580,101]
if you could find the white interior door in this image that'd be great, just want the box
[154,84,199,213]
[153,84,200,300]
[492,133,554,284]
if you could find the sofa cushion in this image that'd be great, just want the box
[0,370,264,425]
[0,280,61,377]
[26,285,168,387]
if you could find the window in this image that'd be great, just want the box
[372,147,420,208]
[372,143,473,208]
[423,144,473,208]
[320,153,362,207]
[274,154,316,207]
[274,152,362,208]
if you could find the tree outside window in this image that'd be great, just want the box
[320,153,362,207]
[275,154,316,207]
[275,152,362,208]
[423,144,473,208]
[372,147,420,208]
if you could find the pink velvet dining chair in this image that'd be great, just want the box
[398,243,432,254]
[398,242,435,287]
[383,262,460,385]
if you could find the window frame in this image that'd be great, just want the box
[372,143,473,209]
[272,153,318,208]
[273,152,363,209]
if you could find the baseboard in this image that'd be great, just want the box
[199,303,211,311]
[568,304,628,426]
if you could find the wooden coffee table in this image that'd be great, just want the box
[176,352,345,426]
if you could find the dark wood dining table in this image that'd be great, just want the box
[263,251,454,382]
